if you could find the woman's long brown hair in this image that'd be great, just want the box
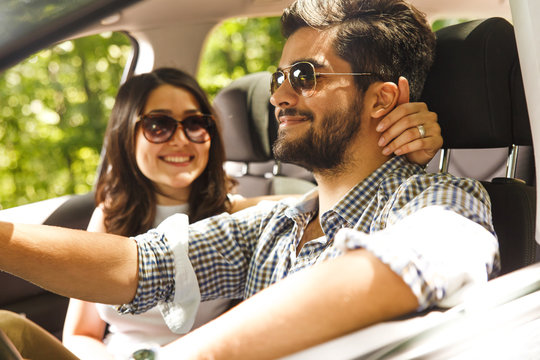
[96,68,233,236]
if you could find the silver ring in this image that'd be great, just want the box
[417,124,426,138]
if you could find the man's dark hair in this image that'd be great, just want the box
[281,0,436,100]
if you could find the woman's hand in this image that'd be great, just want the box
[377,77,443,166]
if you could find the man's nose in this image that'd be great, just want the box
[270,76,299,109]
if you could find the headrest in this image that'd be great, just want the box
[213,72,276,162]
[420,17,531,149]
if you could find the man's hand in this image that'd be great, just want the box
[376,77,443,166]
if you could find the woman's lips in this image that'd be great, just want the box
[160,155,193,165]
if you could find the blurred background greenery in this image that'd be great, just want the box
[198,16,283,98]
[0,16,457,210]
[0,17,283,209]
[0,32,131,209]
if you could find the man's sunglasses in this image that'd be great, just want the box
[270,61,373,97]
[137,113,214,144]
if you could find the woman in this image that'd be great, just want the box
[0,67,442,360]
[62,68,241,360]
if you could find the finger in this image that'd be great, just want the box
[381,127,420,155]
[381,121,440,155]
[395,127,443,156]
[376,102,428,133]
[394,136,442,157]
[397,76,410,105]
[394,138,430,156]
[378,110,436,147]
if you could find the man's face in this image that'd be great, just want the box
[270,27,364,173]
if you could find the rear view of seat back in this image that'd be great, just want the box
[421,18,537,275]
[213,72,316,197]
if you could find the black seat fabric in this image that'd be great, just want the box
[214,72,316,197]
[421,18,537,275]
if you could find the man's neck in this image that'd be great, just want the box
[314,144,389,214]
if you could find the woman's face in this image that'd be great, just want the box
[135,84,211,204]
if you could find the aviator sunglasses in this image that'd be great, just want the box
[271,61,373,97]
[137,113,214,144]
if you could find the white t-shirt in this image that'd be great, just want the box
[96,203,233,360]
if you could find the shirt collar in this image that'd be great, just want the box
[285,156,424,223]
[285,186,319,219]
[331,156,423,225]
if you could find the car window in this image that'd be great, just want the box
[0,32,132,210]
[197,16,284,98]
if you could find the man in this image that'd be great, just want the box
[0,0,497,358]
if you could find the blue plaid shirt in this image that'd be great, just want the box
[119,156,498,326]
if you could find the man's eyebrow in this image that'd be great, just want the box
[277,58,326,71]
[304,58,326,68]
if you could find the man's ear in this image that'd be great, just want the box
[369,82,399,119]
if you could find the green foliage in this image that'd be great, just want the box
[198,16,284,98]
[0,32,131,209]
[0,16,460,210]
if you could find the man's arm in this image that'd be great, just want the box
[0,222,138,304]
[162,249,418,360]
[162,204,497,359]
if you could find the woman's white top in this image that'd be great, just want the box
[95,204,232,359]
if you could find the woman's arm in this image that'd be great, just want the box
[62,299,112,360]
[377,77,442,165]
[230,195,299,213]
[229,80,442,214]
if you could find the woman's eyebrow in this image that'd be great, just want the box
[147,108,201,116]
[147,109,173,114]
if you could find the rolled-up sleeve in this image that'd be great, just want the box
[334,206,499,310]
[116,214,199,334]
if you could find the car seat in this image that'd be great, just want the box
[213,72,316,198]
[215,17,537,277]
[420,17,537,275]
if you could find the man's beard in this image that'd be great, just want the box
[272,100,362,173]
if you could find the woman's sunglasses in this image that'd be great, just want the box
[270,61,373,97]
[137,113,214,144]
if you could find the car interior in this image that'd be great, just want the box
[0,0,539,357]
[286,16,540,358]
[421,17,537,276]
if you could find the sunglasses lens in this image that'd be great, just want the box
[290,62,316,96]
[182,115,212,143]
[141,115,177,143]
[270,71,285,94]
[140,114,213,144]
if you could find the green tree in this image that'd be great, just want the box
[198,16,284,98]
[0,32,131,209]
